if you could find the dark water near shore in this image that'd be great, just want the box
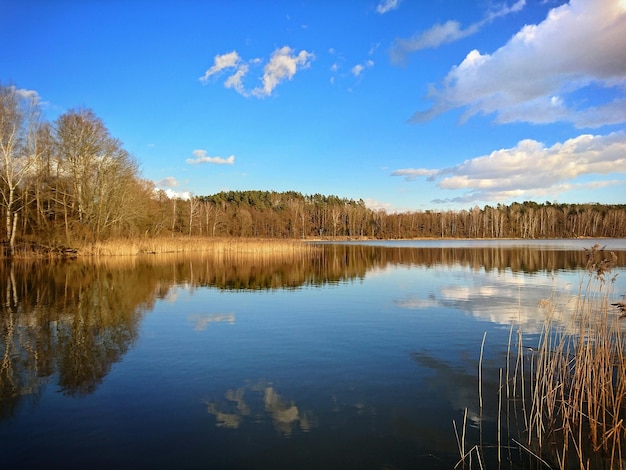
[1,239,626,469]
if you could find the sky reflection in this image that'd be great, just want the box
[393,264,625,333]
[2,241,626,468]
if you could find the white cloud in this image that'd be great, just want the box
[412,0,626,128]
[352,64,365,77]
[223,63,249,95]
[364,198,395,211]
[152,183,191,200]
[392,131,626,203]
[388,168,438,180]
[376,0,401,14]
[187,149,235,165]
[163,189,192,200]
[391,0,525,61]
[12,86,42,103]
[156,176,178,187]
[351,60,374,77]
[392,20,476,60]
[200,47,313,98]
[251,46,314,97]
[199,51,242,83]
[485,0,526,20]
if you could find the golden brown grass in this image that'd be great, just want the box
[1,237,318,259]
[523,244,626,468]
[77,237,318,257]
[457,244,626,469]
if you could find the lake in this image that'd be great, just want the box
[1,239,626,469]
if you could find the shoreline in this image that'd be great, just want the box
[2,235,624,260]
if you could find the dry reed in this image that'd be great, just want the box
[522,244,626,468]
[78,237,318,257]
[458,244,625,469]
[1,237,318,259]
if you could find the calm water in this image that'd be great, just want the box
[1,239,626,469]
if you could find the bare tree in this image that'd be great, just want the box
[54,108,139,242]
[0,85,43,255]
[188,196,201,235]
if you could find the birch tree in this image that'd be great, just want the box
[0,85,42,255]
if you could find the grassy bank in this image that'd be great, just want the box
[2,237,318,259]
[85,237,319,257]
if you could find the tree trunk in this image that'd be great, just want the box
[9,211,17,256]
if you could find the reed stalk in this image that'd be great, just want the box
[461,244,625,468]
[517,244,625,468]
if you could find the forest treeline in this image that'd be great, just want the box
[2,84,625,256]
[196,192,626,240]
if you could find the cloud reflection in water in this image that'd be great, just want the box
[206,380,314,436]
[189,313,235,331]
[394,269,577,333]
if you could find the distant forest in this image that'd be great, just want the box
[2,84,625,255]
[194,192,626,240]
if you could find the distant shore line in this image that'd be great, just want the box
[2,235,623,260]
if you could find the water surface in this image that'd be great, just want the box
[1,239,625,469]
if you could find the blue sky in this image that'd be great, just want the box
[2,0,625,212]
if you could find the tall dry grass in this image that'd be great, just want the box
[524,244,626,468]
[1,237,318,259]
[457,244,626,469]
[77,237,318,257]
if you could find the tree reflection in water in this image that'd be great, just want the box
[1,242,624,422]
[0,258,153,419]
